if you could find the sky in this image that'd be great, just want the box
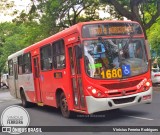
[0,0,31,22]
[0,0,123,23]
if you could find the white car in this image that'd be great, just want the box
[151,69,160,84]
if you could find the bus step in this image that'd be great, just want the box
[37,102,44,106]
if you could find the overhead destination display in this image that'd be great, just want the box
[82,22,143,38]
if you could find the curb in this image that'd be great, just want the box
[153,87,160,91]
[153,84,160,91]
[0,88,9,93]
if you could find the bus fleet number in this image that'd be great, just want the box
[101,69,122,79]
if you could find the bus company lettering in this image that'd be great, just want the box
[33,51,37,55]
[46,96,54,100]
[137,78,147,89]
[105,89,118,94]
[68,37,76,42]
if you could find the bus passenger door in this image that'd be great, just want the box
[68,44,86,111]
[33,56,42,102]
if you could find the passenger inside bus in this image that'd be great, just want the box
[135,42,143,59]
[93,43,109,76]
[84,45,95,77]
[59,55,66,68]
[84,41,111,77]
[93,43,108,67]
[24,65,30,73]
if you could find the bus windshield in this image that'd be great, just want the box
[83,38,148,79]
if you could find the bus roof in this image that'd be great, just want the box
[8,49,24,61]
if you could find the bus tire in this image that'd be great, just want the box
[60,92,72,118]
[20,90,31,108]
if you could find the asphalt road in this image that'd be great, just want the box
[0,86,160,135]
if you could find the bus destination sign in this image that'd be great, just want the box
[82,22,142,38]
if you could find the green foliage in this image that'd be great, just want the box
[0,21,46,73]
[0,0,14,14]
[157,58,160,67]
[19,0,105,34]
[147,18,160,57]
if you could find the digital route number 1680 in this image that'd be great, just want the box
[101,68,122,79]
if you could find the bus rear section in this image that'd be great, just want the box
[7,20,152,118]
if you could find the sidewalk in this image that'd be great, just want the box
[0,88,9,93]
[0,88,16,101]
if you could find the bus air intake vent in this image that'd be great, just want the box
[101,80,142,89]
[113,96,136,104]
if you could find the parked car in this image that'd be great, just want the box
[151,69,160,85]
[0,74,9,88]
[152,63,159,71]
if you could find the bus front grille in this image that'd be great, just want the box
[102,80,142,89]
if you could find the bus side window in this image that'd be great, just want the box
[52,40,66,69]
[40,44,52,71]
[8,60,13,76]
[135,41,143,59]
[68,47,75,75]
[18,55,23,75]
[23,53,32,74]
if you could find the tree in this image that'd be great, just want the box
[147,19,160,57]
[0,21,45,76]
[0,0,18,20]
[0,0,15,14]
[157,58,160,67]
[101,0,160,39]
[15,0,105,35]
[0,22,22,76]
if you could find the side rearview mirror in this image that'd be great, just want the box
[75,45,82,59]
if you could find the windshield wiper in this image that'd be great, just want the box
[123,23,134,50]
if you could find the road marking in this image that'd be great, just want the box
[123,115,154,121]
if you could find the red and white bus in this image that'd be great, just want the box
[8,20,152,118]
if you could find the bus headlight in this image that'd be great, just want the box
[91,89,97,94]
[145,82,150,87]
[143,81,152,91]
[87,86,105,98]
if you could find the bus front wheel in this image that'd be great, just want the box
[60,92,72,118]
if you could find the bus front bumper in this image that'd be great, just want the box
[86,87,152,114]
